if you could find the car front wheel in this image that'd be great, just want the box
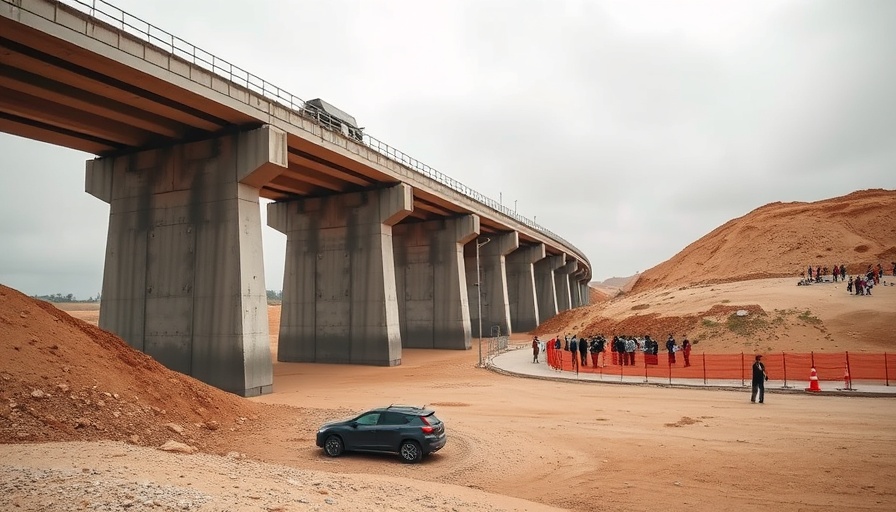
[399,440,422,463]
[324,435,344,457]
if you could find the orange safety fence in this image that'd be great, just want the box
[544,345,893,386]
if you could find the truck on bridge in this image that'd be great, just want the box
[302,98,364,142]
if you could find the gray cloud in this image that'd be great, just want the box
[2,0,895,299]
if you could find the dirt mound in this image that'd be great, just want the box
[535,302,768,343]
[632,189,896,293]
[0,285,261,448]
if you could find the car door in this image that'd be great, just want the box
[344,412,380,451]
[376,411,410,451]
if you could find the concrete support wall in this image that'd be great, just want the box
[393,215,479,349]
[268,184,412,365]
[464,232,518,338]
[580,281,591,306]
[506,244,545,333]
[555,258,578,312]
[534,254,564,324]
[86,125,287,397]
[570,270,585,308]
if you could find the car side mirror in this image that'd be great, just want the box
[350,421,359,428]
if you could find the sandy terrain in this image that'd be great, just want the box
[2,190,895,511]
[3,276,895,512]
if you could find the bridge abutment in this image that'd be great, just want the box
[268,184,412,365]
[85,125,287,397]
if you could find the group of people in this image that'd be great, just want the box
[801,262,892,290]
[533,333,693,368]
[532,334,770,404]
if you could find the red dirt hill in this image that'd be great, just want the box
[631,189,896,293]
[0,285,261,447]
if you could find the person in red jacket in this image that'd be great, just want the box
[682,336,692,367]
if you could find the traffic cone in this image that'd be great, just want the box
[806,367,822,392]
[843,368,852,390]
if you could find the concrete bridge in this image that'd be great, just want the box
[0,0,592,396]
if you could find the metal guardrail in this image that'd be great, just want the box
[20,0,589,268]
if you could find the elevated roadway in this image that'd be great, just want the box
[1,0,592,395]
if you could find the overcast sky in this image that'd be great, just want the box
[2,0,896,299]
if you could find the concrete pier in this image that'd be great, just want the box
[466,232,518,338]
[534,254,563,325]
[393,215,479,349]
[507,244,545,333]
[268,184,412,365]
[85,125,286,397]
[555,258,578,312]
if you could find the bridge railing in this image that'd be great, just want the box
[46,0,587,266]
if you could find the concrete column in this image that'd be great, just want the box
[555,258,578,312]
[535,254,564,322]
[86,125,287,397]
[570,269,586,308]
[464,232,518,338]
[393,215,479,349]
[506,244,545,333]
[580,280,591,306]
[268,184,412,366]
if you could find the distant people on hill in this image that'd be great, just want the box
[532,336,540,363]
[682,336,692,367]
[832,264,839,282]
[808,266,813,281]
[840,265,847,281]
[892,261,896,277]
[816,266,822,282]
[569,336,578,367]
[847,276,854,293]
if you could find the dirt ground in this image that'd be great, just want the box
[3,277,894,512]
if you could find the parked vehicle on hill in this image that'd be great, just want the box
[315,405,446,463]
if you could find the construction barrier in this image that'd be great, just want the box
[544,345,893,386]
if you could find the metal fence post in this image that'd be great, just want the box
[782,352,791,389]
[702,353,706,385]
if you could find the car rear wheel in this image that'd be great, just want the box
[399,440,422,463]
[324,435,344,457]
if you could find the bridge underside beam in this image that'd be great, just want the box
[86,125,287,397]
[269,184,413,365]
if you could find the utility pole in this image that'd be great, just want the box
[476,236,492,367]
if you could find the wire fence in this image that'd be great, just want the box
[544,346,892,388]
[21,0,588,267]
[481,334,510,368]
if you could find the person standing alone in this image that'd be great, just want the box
[751,355,769,403]
[532,336,540,363]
